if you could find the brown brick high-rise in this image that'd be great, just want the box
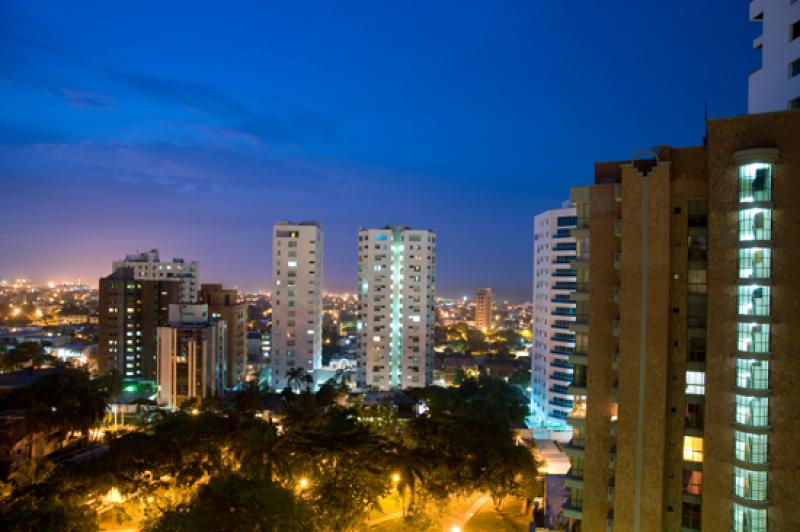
[200,284,247,388]
[562,110,800,532]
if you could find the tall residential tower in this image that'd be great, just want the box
[562,110,800,532]
[357,225,436,390]
[270,221,323,391]
[474,288,493,332]
[748,0,800,113]
[113,249,199,303]
[530,207,577,438]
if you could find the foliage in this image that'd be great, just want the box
[143,473,312,532]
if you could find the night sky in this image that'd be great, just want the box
[0,1,757,300]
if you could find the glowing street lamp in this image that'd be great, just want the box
[298,477,309,490]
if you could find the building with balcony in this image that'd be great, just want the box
[156,304,226,409]
[357,225,436,390]
[200,284,247,389]
[562,110,800,532]
[270,221,323,391]
[748,0,800,113]
[530,206,577,439]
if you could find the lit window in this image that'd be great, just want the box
[735,395,769,428]
[736,359,769,391]
[373,335,381,342]
[733,467,767,501]
[734,430,768,465]
[288,261,297,267]
[737,286,770,316]
[736,323,770,353]
[733,503,766,532]
[683,436,703,462]
[685,371,705,395]
[738,162,772,203]
[738,248,771,279]
[738,208,772,241]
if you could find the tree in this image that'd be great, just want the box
[286,368,306,394]
[143,473,312,532]
[8,457,54,488]
[233,419,287,484]
[10,342,52,369]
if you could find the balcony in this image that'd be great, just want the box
[549,398,573,409]
[563,440,585,458]
[562,503,583,520]
[571,314,589,334]
[564,468,584,489]
[568,351,588,366]
[550,358,573,369]
[611,351,619,370]
[609,446,617,469]
[568,383,587,397]
[608,478,615,502]
[553,281,577,291]
[553,255,576,264]
[551,346,575,356]
[573,281,590,302]
[551,372,573,383]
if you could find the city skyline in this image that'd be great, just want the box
[0,2,757,299]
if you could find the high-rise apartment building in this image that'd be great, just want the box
[474,288,493,332]
[530,207,577,437]
[748,0,800,113]
[156,304,226,409]
[562,110,800,532]
[113,249,199,303]
[270,221,323,391]
[357,225,436,390]
[200,284,247,389]
[98,267,180,379]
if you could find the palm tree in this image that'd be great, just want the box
[286,367,306,393]
[234,419,287,484]
[392,444,427,517]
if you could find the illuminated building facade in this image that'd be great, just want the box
[98,267,180,379]
[113,249,199,303]
[474,287,493,332]
[530,206,577,436]
[157,304,226,409]
[200,284,247,389]
[562,110,800,532]
[270,221,323,390]
[748,0,800,113]
[357,225,436,390]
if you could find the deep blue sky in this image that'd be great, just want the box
[0,1,757,299]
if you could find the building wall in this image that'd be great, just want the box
[98,269,179,379]
[748,0,800,113]
[530,207,576,430]
[474,288,493,332]
[704,110,800,532]
[357,226,436,390]
[201,284,247,389]
[113,249,199,303]
[270,222,323,390]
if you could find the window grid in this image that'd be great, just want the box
[737,323,770,353]
[734,430,768,465]
[733,467,768,501]
[736,360,769,391]
[735,395,769,428]
[737,286,771,317]
[738,163,772,203]
[738,208,772,242]
[738,248,771,280]
[733,503,767,532]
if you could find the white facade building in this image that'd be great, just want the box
[357,225,436,390]
[748,0,800,113]
[270,221,323,391]
[157,303,226,409]
[113,249,199,303]
[531,207,577,437]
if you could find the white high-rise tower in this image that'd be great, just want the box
[357,225,436,390]
[531,206,577,439]
[748,0,800,113]
[270,221,323,391]
[113,249,199,302]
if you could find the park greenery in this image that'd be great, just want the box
[0,372,537,531]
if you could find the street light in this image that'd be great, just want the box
[298,477,309,490]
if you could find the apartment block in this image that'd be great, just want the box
[357,225,436,390]
[563,110,800,532]
[748,0,800,113]
[530,207,577,436]
[156,304,226,409]
[200,284,247,389]
[98,267,180,379]
[270,221,323,391]
[474,287,493,332]
[113,249,199,303]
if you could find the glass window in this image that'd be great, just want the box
[733,503,767,532]
[737,323,770,353]
[738,208,772,241]
[682,502,702,529]
[683,435,703,462]
[733,467,768,501]
[686,371,705,395]
[734,430,768,465]
[737,286,771,316]
[683,470,703,495]
[735,395,769,427]
[736,359,769,391]
[687,269,708,294]
[738,248,771,279]
[739,163,772,203]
